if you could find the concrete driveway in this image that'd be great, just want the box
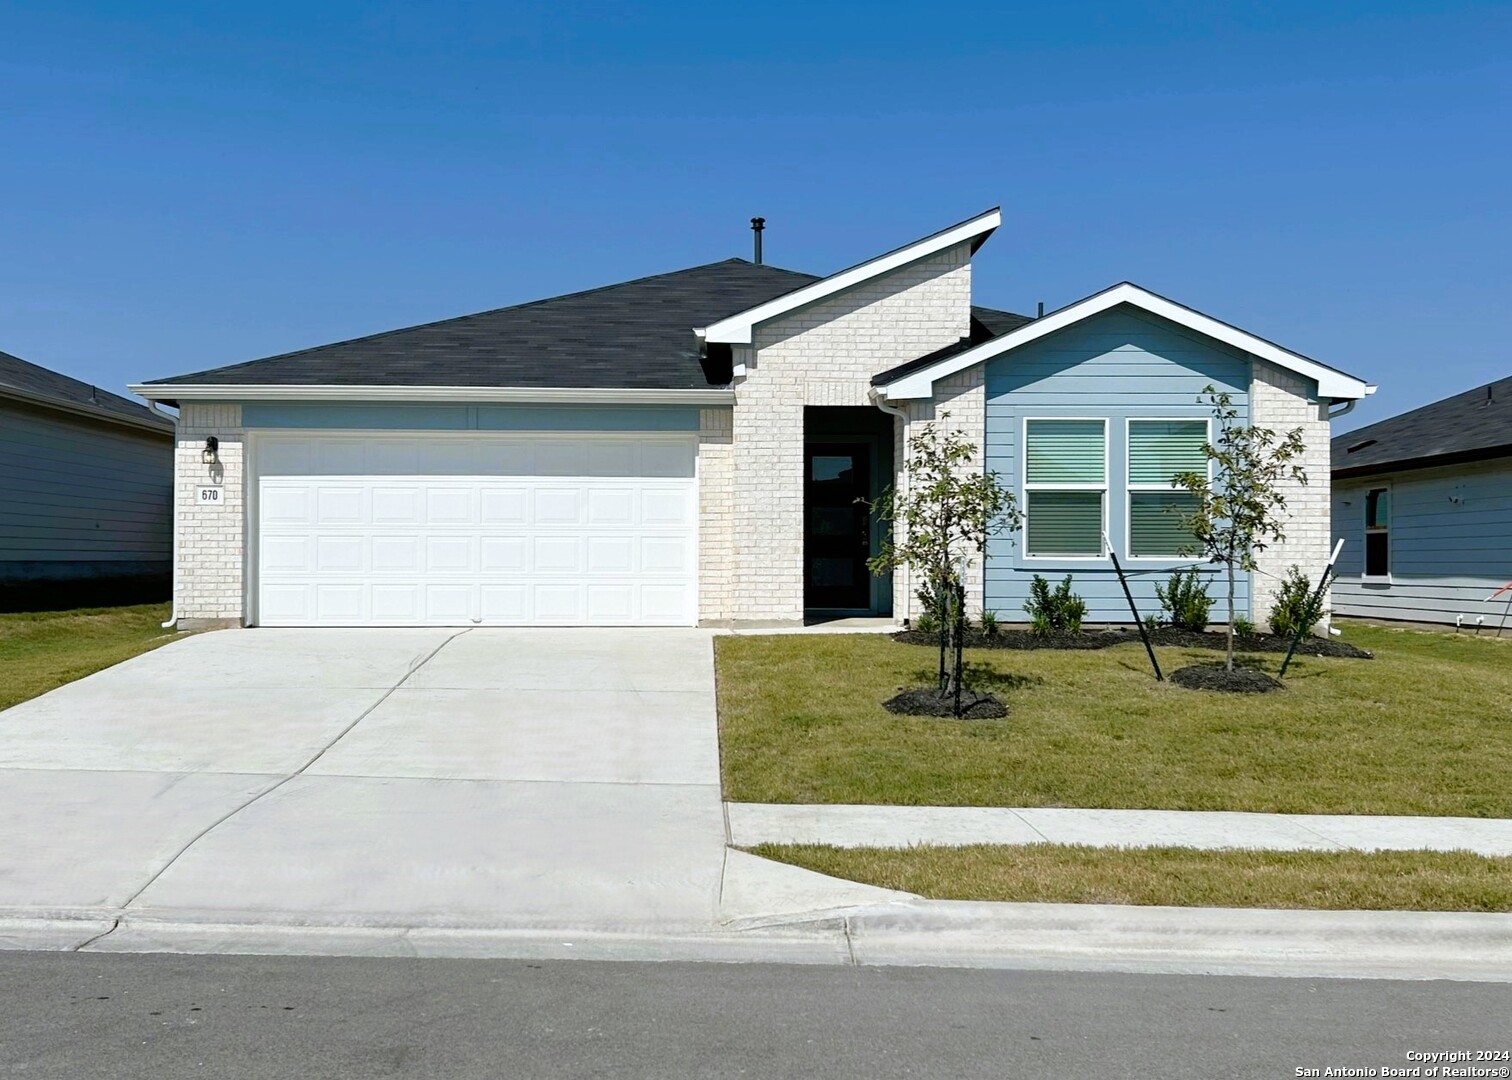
[0,628,727,936]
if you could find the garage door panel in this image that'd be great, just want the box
[257,435,696,627]
[641,536,688,575]
[371,585,422,621]
[262,535,313,573]
[425,488,474,524]
[534,488,583,525]
[371,486,422,524]
[314,584,366,622]
[480,488,527,525]
[315,535,365,573]
[586,488,635,526]
[425,536,475,572]
[586,585,635,622]
[586,536,635,573]
[372,536,422,572]
[261,485,312,524]
[480,585,528,621]
[641,488,692,526]
[424,585,473,622]
[480,536,527,573]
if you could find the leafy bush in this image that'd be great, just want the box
[1025,575,1087,636]
[914,611,940,635]
[1232,616,1257,639]
[1269,565,1322,639]
[1155,569,1213,632]
[980,610,1000,637]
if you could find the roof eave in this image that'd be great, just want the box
[128,384,738,407]
[0,384,173,436]
[873,282,1373,403]
[695,208,1002,346]
[1332,443,1512,480]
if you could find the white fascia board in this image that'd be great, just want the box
[876,282,1374,402]
[127,384,737,406]
[696,208,1001,345]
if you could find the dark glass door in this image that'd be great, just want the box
[805,443,872,610]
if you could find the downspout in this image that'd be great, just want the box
[870,389,912,624]
[1327,398,1358,421]
[148,400,180,630]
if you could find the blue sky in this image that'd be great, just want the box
[1,1,1507,431]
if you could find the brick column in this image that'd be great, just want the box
[173,403,246,628]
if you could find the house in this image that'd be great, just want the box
[1331,376,1512,627]
[0,349,174,610]
[129,209,1372,630]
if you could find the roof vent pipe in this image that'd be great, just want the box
[1037,301,1045,318]
[751,217,765,264]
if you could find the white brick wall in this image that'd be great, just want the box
[1249,360,1333,624]
[729,243,974,623]
[697,406,736,622]
[895,368,987,622]
[173,403,246,626]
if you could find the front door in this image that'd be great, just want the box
[804,443,872,610]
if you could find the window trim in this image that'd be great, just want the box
[1362,484,1392,583]
[1124,417,1212,561]
[1021,416,1110,561]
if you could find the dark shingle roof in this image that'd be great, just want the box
[145,260,819,391]
[871,306,1036,386]
[1332,376,1512,478]
[0,349,171,432]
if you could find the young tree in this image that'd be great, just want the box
[1173,386,1308,671]
[870,416,1020,715]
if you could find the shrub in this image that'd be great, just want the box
[914,611,940,635]
[980,610,1000,637]
[1269,564,1322,639]
[1232,616,1257,639]
[1155,568,1213,632]
[1025,574,1087,636]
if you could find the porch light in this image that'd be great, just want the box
[202,436,219,465]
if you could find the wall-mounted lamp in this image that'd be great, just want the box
[202,436,219,465]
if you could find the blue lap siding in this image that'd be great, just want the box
[983,305,1252,624]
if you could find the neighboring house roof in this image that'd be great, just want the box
[135,260,820,401]
[872,281,1374,403]
[1332,375,1512,479]
[0,349,172,435]
[696,208,1001,345]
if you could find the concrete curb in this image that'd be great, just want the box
[2,899,1510,981]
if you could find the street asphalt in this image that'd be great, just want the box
[1,952,1507,1079]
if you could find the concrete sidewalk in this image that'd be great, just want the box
[727,803,1512,856]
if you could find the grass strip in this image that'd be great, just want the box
[750,842,1512,912]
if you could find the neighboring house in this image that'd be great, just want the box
[0,349,174,610]
[130,209,1372,630]
[1331,376,1512,627]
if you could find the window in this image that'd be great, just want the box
[1364,487,1390,578]
[1024,419,1106,556]
[1127,420,1207,557]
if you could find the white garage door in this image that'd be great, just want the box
[253,434,697,627]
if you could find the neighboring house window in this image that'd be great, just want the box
[1024,419,1107,557]
[1364,487,1390,578]
[1127,420,1207,557]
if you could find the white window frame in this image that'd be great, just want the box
[1021,416,1109,562]
[1124,417,1212,562]
[1362,484,1392,584]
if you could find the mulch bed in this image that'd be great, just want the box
[893,626,1372,659]
[882,687,1009,719]
[1169,663,1284,694]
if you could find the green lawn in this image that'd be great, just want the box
[750,843,1512,912]
[716,624,1512,816]
[0,604,180,711]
